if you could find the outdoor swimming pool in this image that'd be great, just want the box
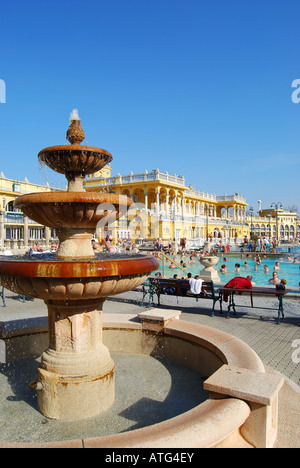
[155,251,300,288]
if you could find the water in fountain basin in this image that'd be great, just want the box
[0,252,147,262]
[0,352,207,443]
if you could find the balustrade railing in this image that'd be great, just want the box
[92,170,186,187]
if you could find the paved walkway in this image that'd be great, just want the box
[1,289,300,387]
[106,290,300,388]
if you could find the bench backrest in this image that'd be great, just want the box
[149,277,215,296]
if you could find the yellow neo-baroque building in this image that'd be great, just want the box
[0,172,59,251]
[84,167,300,246]
[84,166,250,245]
[0,169,299,252]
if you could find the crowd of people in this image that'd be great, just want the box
[91,235,141,254]
[242,235,281,253]
[219,253,288,289]
[151,238,290,291]
[26,235,292,292]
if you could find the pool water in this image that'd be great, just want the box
[155,253,300,288]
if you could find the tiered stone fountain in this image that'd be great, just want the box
[0,111,158,420]
[0,112,285,449]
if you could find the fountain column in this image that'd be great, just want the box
[38,298,115,420]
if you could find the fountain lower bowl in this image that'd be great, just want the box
[0,254,158,301]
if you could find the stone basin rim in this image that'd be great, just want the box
[0,256,159,278]
[38,144,113,159]
[14,192,134,206]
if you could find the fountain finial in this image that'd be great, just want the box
[66,109,85,145]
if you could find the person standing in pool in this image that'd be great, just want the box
[268,272,280,285]
[274,262,280,271]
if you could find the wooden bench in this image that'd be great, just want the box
[219,286,292,324]
[141,277,222,316]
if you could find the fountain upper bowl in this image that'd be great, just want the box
[14,192,133,229]
[38,144,113,177]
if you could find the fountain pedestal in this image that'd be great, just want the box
[56,228,95,258]
[38,299,115,420]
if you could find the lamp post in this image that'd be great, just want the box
[249,207,254,241]
[206,204,209,241]
[172,195,176,244]
[267,212,272,238]
[267,213,272,251]
[271,202,283,243]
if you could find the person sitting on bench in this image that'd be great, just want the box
[188,275,204,295]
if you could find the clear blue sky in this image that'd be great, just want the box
[0,0,300,213]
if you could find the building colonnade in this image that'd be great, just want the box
[0,170,299,252]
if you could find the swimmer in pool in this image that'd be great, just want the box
[274,262,280,271]
[268,272,280,285]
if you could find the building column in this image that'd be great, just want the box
[144,192,148,211]
[24,216,28,248]
[181,197,185,218]
[45,226,50,248]
[165,190,169,217]
[233,205,237,221]
[156,189,160,216]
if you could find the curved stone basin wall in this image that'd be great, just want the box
[0,313,282,448]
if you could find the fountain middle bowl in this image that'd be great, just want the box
[0,254,159,301]
[14,192,133,228]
